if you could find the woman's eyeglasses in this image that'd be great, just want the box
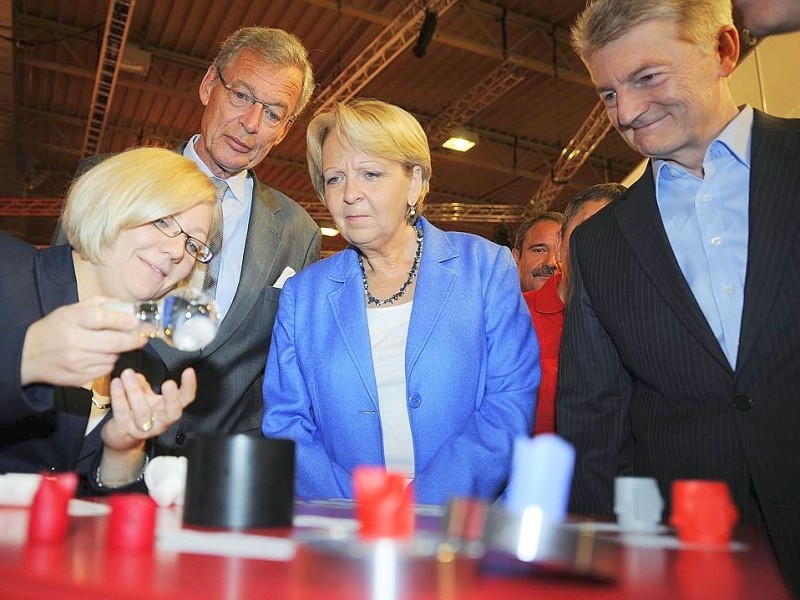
[151,216,213,263]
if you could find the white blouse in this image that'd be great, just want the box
[366,301,415,478]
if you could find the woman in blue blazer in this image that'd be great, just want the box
[262,99,540,505]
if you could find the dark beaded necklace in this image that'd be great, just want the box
[358,227,424,307]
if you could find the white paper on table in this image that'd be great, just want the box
[293,514,358,532]
[157,529,296,561]
[0,473,41,506]
[0,473,109,516]
[68,499,111,516]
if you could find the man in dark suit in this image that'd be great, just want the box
[56,27,321,456]
[558,0,800,591]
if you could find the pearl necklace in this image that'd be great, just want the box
[358,227,423,306]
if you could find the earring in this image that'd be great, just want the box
[408,204,417,221]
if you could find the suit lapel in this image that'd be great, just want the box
[35,247,90,456]
[205,177,282,352]
[152,174,282,365]
[327,249,379,408]
[35,245,79,313]
[737,112,800,371]
[615,168,730,370]
[405,219,457,374]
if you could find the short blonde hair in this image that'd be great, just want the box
[571,0,733,58]
[62,147,217,264]
[306,98,432,220]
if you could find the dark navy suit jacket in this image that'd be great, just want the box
[0,232,159,489]
[557,111,800,587]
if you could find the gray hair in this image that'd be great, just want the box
[571,0,733,58]
[214,27,315,117]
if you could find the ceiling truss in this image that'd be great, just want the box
[426,59,526,144]
[312,0,460,113]
[81,0,135,156]
[527,99,613,214]
[0,196,528,224]
[10,3,623,217]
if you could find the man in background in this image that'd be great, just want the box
[511,212,564,292]
[524,183,625,434]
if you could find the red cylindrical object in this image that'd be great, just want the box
[107,494,157,551]
[353,467,414,539]
[670,480,739,545]
[27,472,78,544]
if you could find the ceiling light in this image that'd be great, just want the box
[442,127,477,152]
[320,226,339,237]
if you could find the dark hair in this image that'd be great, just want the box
[514,212,564,252]
[562,183,627,233]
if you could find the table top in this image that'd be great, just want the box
[0,500,789,600]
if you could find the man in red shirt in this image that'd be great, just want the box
[524,183,626,434]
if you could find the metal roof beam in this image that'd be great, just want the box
[311,0,459,113]
[426,59,526,143]
[81,0,135,156]
[527,100,613,215]
[301,0,591,87]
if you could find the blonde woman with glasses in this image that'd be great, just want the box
[1,147,217,493]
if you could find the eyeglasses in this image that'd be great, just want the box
[216,69,294,129]
[151,216,213,263]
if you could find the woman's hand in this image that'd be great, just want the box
[97,368,196,486]
[20,297,146,388]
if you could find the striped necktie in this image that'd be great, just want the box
[202,177,228,298]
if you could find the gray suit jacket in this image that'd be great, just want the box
[557,111,800,590]
[56,146,321,454]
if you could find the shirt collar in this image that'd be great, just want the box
[711,104,753,168]
[184,133,249,203]
[526,272,564,314]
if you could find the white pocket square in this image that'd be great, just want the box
[273,266,296,289]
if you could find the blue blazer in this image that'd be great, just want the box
[262,218,540,504]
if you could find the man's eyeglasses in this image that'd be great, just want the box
[152,216,213,263]
[216,69,294,129]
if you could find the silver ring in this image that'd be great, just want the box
[138,416,154,433]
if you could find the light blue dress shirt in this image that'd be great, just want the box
[654,106,753,368]
[184,134,253,320]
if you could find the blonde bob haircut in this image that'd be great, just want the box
[571,0,734,59]
[306,98,432,220]
[62,147,217,265]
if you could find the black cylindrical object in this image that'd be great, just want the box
[183,434,295,529]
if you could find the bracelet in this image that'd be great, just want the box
[95,453,150,489]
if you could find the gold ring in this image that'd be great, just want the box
[138,416,154,433]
